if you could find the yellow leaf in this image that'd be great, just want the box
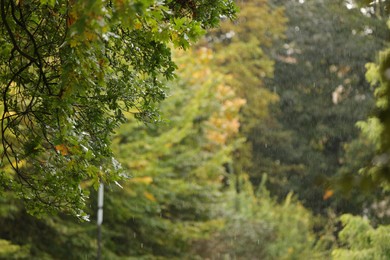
[85,31,96,41]
[143,191,156,202]
[134,21,142,30]
[206,131,227,145]
[69,39,78,48]
[129,160,148,170]
[4,111,17,117]
[130,176,153,184]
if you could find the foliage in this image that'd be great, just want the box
[0,46,245,259]
[0,0,236,216]
[332,214,390,259]
[192,175,325,259]
[100,48,245,258]
[0,239,30,259]
[336,23,390,225]
[196,0,288,201]
[3,0,390,259]
[263,0,388,214]
[0,189,96,259]
[354,0,390,18]
[359,45,390,187]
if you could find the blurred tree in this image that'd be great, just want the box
[0,189,96,259]
[0,239,29,259]
[364,46,390,181]
[102,48,245,258]
[332,214,390,259]
[354,0,390,18]
[200,0,288,193]
[192,175,326,259]
[264,0,388,214]
[348,31,390,200]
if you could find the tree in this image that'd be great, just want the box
[0,0,236,216]
[192,176,325,259]
[263,0,388,214]
[200,0,287,188]
[332,214,390,259]
[0,188,97,259]
[0,47,245,259]
[354,0,390,18]
[103,48,245,258]
[355,28,390,189]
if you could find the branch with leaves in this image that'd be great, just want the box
[0,0,236,217]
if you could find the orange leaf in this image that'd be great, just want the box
[323,189,334,200]
[55,144,69,156]
[67,14,76,27]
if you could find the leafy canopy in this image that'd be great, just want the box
[358,37,390,189]
[0,0,236,217]
[332,214,390,259]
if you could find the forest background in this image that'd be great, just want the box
[0,0,390,259]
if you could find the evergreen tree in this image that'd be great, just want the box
[104,48,245,258]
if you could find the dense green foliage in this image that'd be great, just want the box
[0,47,242,259]
[1,0,390,259]
[0,46,320,259]
[259,0,389,214]
[332,214,390,259]
[103,48,244,258]
[204,0,286,177]
[0,0,236,216]
[359,43,390,187]
[193,177,324,259]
